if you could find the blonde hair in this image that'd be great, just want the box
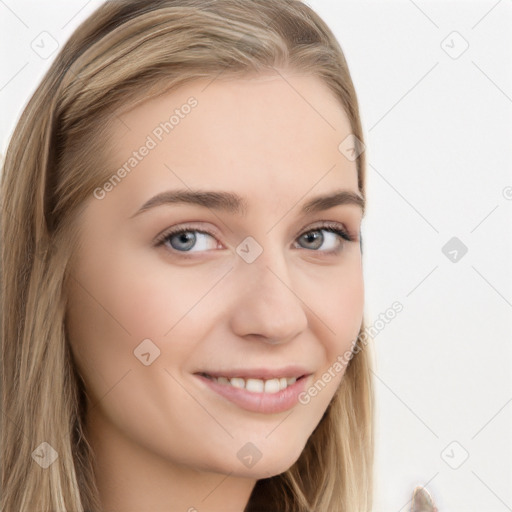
[0,1,374,510]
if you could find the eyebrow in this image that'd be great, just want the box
[129,188,365,219]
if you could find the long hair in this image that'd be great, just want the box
[0,1,374,510]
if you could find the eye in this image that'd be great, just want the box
[155,227,220,253]
[154,222,356,256]
[295,224,354,254]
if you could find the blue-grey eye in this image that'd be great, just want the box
[161,229,217,252]
[297,227,351,252]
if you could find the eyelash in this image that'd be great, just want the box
[154,222,356,257]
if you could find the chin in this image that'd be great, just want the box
[240,447,304,479]
[232,463,291,480]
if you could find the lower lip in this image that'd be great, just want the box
[194,374,310,414]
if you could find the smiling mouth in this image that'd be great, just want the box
[197,372,307,394]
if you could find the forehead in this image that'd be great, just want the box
[101,72,360,213]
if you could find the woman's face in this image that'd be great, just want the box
[66,71,364,483]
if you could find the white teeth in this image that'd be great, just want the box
[230,377,245,389]
[246,378,264,393]
[264,378,281,393]
[207,374,300,393]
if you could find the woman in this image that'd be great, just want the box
[1,1,375,510]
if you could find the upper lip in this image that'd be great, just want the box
[195,365,312,380]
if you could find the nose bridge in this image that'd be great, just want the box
[241,231,294,293]
[229,238,308,343]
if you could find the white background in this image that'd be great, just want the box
[1,1,511,510]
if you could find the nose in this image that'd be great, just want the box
[228,251,308,345]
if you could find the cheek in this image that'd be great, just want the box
[65,248,230,390]
[64,253,231,459]
[108,247,235,338]
[299,257,364,399]
[306,257,364,346]
[295,271,363,418]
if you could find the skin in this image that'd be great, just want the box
[65,69,365,512]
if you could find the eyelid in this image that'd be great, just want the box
[299,219,350,236]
